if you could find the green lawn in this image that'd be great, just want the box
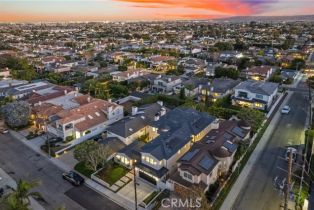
[74,161,95,178]
[97,163,129,186]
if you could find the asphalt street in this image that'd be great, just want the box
[233,80,309,210]
[0,132,124,210]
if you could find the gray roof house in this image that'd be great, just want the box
[232,80,279,110]
[107,102,169,145]
[201,78,241,101]
[135,107,217,186]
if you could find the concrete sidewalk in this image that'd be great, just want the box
[220,91,294,210]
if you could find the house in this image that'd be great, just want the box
[168,119,251,193]
[180,78,208,97]
[47,98,123,141]
[134,108,217,187]
[31,103,64,130]
[200,78,241,102]
[151,75,182,94]
[280,69,297,82]
[149,56,176,71]
[107,102,168,145]
[0,79,28,97]
[5,81,54,99]
[112,69,148,82]
[219,51,243,62]
[0,68,11,78]
[178,58,207,74]
[232,80,279,110]
[27,85,76,106]
[245,66,274,81]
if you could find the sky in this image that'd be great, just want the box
[0,0,313,22]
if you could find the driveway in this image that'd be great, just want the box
[118,174,155,205]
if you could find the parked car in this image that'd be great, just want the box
[62,171,84,186]
[0,128,8,134]
[281,105,291,114]
[285,147,297,162]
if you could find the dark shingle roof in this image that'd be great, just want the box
[141,108,216,161]
[106,103,168,138]
[235,80,278,96]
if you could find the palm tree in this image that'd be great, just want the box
[1,179,45,210]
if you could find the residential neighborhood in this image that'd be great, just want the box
[0,12,314,210]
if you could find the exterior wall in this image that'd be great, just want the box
[107,106,124,122]
[141,153,163,171]
[165,141,192,172]
[115,153,133,168]
[107,126,147,145]
[179,168,198,183]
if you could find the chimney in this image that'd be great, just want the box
[160,107,166,116]
[87,96,91,103]
[132,106,138,116]
[108,106,113,115]
[157,101,163,106]
[154,113,160,121]
[39,101,42,106]
[64,89,68,95]
[108,98,112,103]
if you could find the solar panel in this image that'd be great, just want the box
[232,127,245,138]
[181,149,200,161]
[223,141,237,153]
[198,156,214,171]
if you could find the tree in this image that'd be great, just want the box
[0,57,37,81]
[179,88,186,100]
[237,108,265,133]
[1,101,31,128]
[290,58,305,70]
[214,42,234,51]
[74,140,111,171]
[215,67,240,80]
[0,180,44,210]
[118,65,128,71]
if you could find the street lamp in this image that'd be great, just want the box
[133,159,138,210]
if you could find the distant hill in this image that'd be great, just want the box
[215,15,314,22]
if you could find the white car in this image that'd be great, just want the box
[281,106,291,114]
[285,147,297,162]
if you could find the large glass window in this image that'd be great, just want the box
[64,123,73,130]
[183,172,193,181]
[238,91,248,98]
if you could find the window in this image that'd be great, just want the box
[64,123,73,130]
[183,172,193,181]
[238,91,248,98]
[256,94,263,99]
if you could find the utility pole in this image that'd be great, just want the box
[284,149,293,210]
[133,160,138,210]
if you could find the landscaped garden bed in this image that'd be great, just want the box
[143,191,159,205]
[94,162,130,186]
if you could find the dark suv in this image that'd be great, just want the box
[62,171,84,186]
